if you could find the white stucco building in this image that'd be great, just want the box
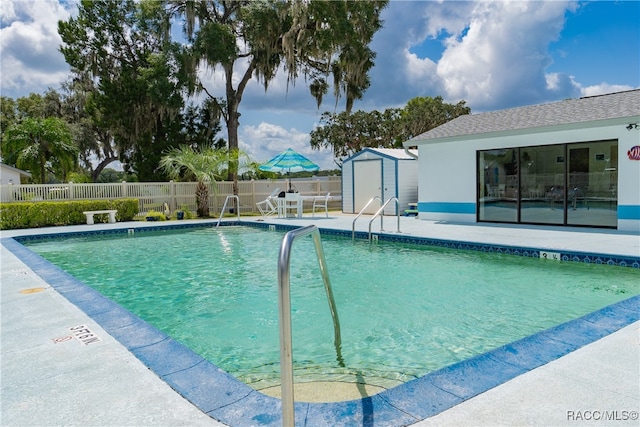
[404,90,640,232]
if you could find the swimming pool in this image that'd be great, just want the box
[21,226,640,383]
[10,224,637,422]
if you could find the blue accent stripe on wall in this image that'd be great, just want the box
[618,205,640,220]
[419,202,476,214]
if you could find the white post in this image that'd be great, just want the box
[170,180,176,211]
[251,179,256,213]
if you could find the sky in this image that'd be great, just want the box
[1,0,639,171]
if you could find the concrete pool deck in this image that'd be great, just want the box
[1,214,638,426]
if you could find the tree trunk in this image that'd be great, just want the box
[91,156,119,182]
[223,59,255,200]
[226,107,239,198]
[195,181,209,217]
[39,159,47,184]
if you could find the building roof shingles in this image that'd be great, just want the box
[409,89,640,142]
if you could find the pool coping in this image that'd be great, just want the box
[11,220,640,268]
[2,222,639,426]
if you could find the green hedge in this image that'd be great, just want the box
[0,199,139,230]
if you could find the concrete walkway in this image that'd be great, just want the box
[1,215,638,426]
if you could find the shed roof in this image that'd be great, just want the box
[407,89,640,144]
[343,148,417,163]
[367,148,418,159]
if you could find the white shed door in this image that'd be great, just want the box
[354,160,382,213]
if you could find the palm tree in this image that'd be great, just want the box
[159,146,230,217]
[3,117,77,183]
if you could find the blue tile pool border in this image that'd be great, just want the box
[12,221,640,269]
[3,222,639,426]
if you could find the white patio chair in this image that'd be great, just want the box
[312,192,331,218]
[283,192,302,218]
[256,187,280,219]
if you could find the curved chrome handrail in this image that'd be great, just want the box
[368,197,400,241]
[351,196,383,240]
[215,195,240,228]
[278,225,343,426]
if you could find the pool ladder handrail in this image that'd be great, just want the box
[278,225,343,427]
[352,196,383,240]
[215,195,240,229]
[368,197,401,241]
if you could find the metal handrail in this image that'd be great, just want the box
[351,196,383,240]
[215,195,240,228]
[278,225,343,426]
[368,197,400,241]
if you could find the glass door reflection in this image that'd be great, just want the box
[519,145,565,224]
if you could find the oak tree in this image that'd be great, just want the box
[167,0,388,191]
[58,0,192,180]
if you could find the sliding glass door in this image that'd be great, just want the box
[478,149,518,223]
[566,141,618,227]
[478,140,618,228]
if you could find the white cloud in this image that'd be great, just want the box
[0,0,18,25]
[364,10,443,110]
[580,83,636,98]
[0,0,74,97]
[358,1,596,112]
[362,3,441,109]
[435,1,575,109]
[404,50,438,87]
[545,71,580,96]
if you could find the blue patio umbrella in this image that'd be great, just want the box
[259,148,320,190]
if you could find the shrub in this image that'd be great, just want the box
[145,210,167,221]
[0,199,139,230]
[179,205,194,219]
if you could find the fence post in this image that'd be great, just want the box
[121,181,128,198]
[251,179,256,211]
[211,182,216,214]
[170,180,176,211]
[68,181,74,200]
[9,182,14,202]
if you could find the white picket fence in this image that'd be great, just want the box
[0,178,342,216]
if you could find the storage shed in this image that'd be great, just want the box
[342,148,418,215]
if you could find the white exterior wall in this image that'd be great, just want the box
[341,159,354,213]
[418,140,476,222]
[417,123,640,231]
[0,166,22,185]
[396,160,419,213]
[380,156,397,214]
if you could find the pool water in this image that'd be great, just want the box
[25,226,639,389]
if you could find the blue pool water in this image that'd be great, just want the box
[24,226,639,391]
